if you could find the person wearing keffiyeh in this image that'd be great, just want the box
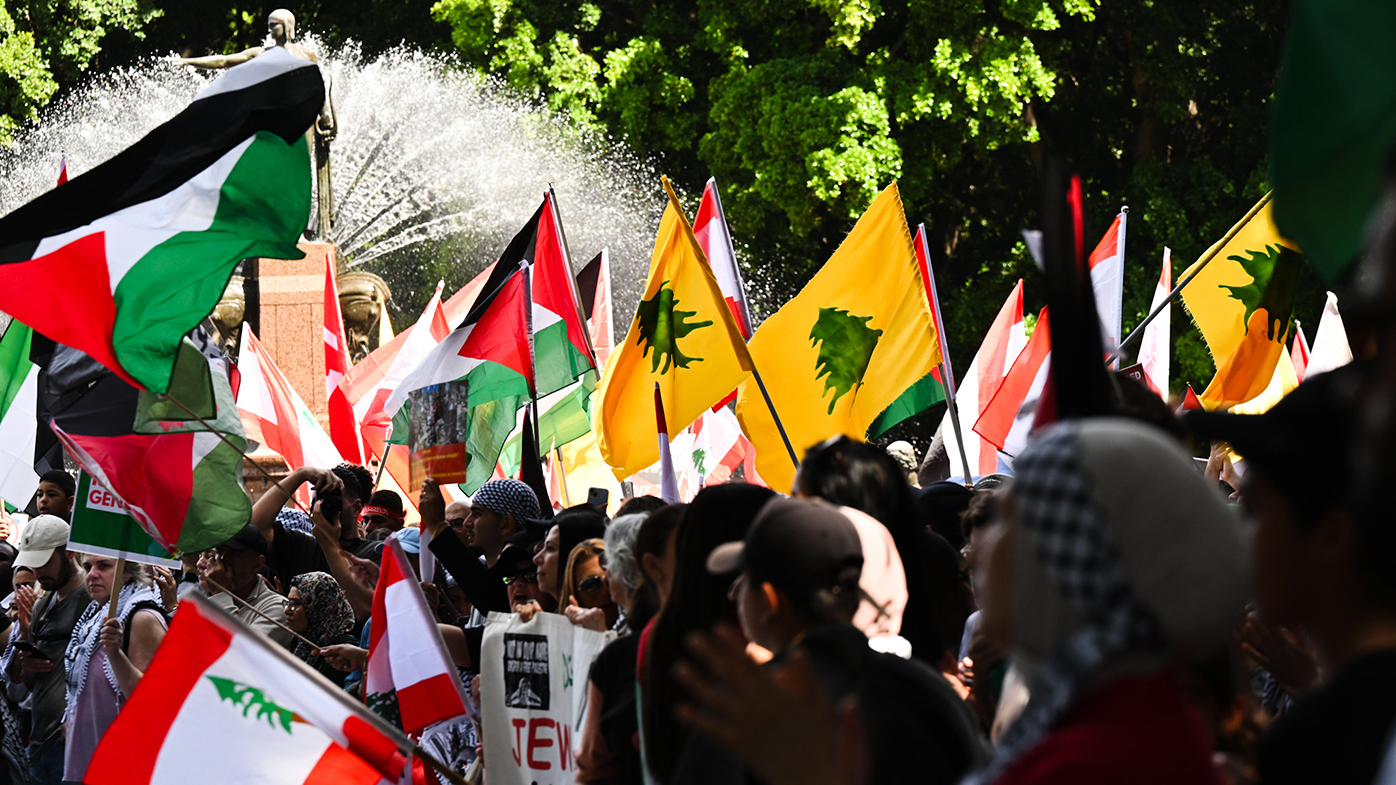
[285,571,357,687]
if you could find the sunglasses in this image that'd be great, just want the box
[503,572,539,586]
[447,517,468,531]
[578,575,605,593]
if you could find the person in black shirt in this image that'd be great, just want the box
[250,463,384,593]
[1188,364,1396,785]
[421,478,542,616]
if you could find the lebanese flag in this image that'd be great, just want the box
[939,281,1026,477]
[691,406,745,485]
[324,258,362,463]
[237,324,342,506]
[366,539,470,735]
[576,250,615,370]
[86,596,410,785]
[655,385,680,504]
[0,48,322,393]
[693,178,753,339]
[1290,322,1311,383]
[974,308,1052,460]
[465,193,596,397]
[1137,247,1172,398]
[51,337,250,554]
[1088,210,1127,355]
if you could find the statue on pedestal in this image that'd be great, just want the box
[338,271,392,362]
[180,9,337,240]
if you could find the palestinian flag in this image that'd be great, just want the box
[0,47,323,393]
[471,193,596,397]
[50,335,250,554]
[86,596,410,785]
[0,320,39,508]
[383,268,534,492]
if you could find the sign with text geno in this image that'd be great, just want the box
[69,471,180,568]
[480,612,612,785]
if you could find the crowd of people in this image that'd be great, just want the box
[0,361,1391,785]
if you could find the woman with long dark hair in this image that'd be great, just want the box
[640,483,775,784]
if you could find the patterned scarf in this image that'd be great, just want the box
[290,571,354,664]
[63,580,163,724]
[961,423,1166,785]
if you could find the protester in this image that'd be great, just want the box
[917,481,974,552]
[361,489,407,540]
[885,440,921,487]
[577,514,648,784]
[634,504,684,610]
[840,505,909,657]
[4,515,88,785]
[796,436,956,668]
[560,539,617,632]
[63,555,166,781]
[0,543,16,601]
[425,478,541,616]
[250,463,384,592]
[444,499,471,540]
[285,572,357,687]
[33,472,74,521]
[615,495,666,518]
[640,483,774,784]
[679,496,986,784]
[530,505,607,610]
[1189,365,1395,785]
[197,524,294,647]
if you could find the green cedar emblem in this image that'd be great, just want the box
[208,676,296,734]
[366,690,403,728]
[635,282,713,374]
[809,308,883,415]
[692,447,709,477]
[1220,245,1301,341]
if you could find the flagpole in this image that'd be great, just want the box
[916,225,975,486]
[553,447,571,507]
[189,596,471,785]
[660,175,800,470]
[1111,192,1272,363]
[105,557,125,621]
[204,577,321,650]
[522,261,542,462]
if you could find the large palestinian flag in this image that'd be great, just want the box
[0,47,323,393]
[383,268,535,492]
[471,193,596,397]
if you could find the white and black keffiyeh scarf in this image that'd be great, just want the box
[63,581,163,723]
[962,424,1166,785]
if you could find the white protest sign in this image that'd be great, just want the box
[480,611,612,785]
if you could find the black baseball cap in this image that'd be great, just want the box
[707,497,863,607]
[1185,362,1360,511]
[220,523,269,556]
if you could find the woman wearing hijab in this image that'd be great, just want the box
[671,419,1249,785]
[286,571,357,687]
[64,555,167,782]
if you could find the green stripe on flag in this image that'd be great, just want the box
[113,131,311,392]
[500,374,596,475]
[534,318,594,397]
[867,371,946,439]
[70,472,180,568]
[465,395,527,493]
[0,320,34,418]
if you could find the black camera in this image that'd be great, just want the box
[316,489,343,524]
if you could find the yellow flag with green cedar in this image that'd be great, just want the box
[596,179,754,479]
[1180,196,1303,411]
[734,183,941,491]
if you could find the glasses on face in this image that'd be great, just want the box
[578,575,605,593]
[284,599,304,612]
[503,572,540,586]
[447,517,467,531]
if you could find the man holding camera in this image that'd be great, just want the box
[250,463,385,593]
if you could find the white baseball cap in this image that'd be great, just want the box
[13,515,71,570]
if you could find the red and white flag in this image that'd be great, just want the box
[236,324,343,505]
[366,539,470,736]
[1138,247,1172,398]
[588,249,615,370]
[939,281,1026,478]
[974,308,1052,460]
[693,178,752,339]
[1290,322,1311,383]
[324,256,362,463]
[1176,384,1203,415]
[85,596,411,785]
[691,406,746,486]
[1088,210,1127,356]
[655,385,679,504]
[57,156,68,186]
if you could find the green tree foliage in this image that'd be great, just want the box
[433,0,1315,405]
[0,0,161,144]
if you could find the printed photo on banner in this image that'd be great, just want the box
[408,380,470,484]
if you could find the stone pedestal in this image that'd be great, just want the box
[257,242,340,429]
